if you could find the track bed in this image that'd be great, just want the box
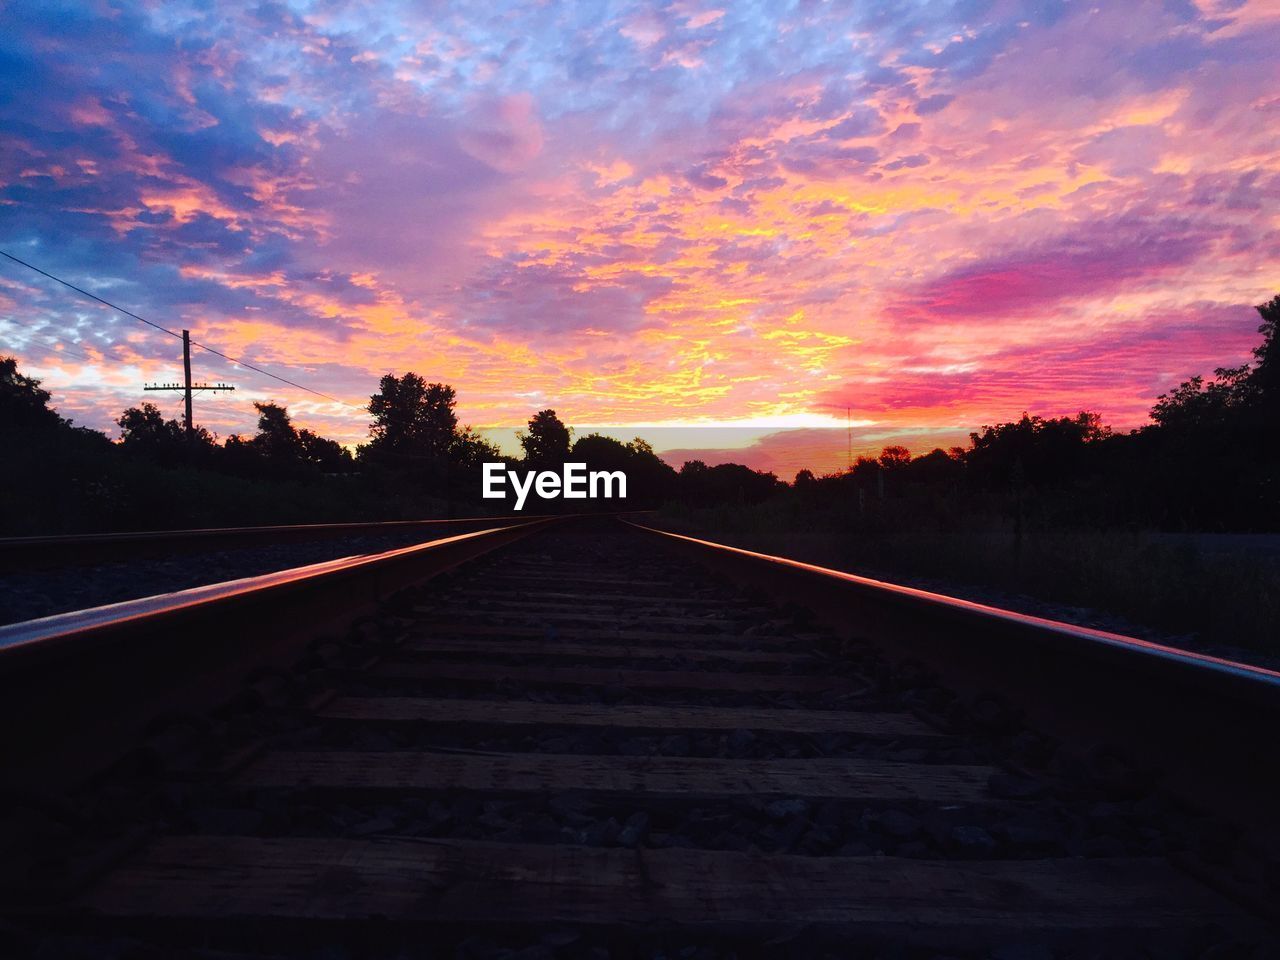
[0,526,1270,958]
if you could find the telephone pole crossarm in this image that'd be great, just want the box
[141,330,236,441]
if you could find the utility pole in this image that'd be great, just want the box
[182,328,194,440]
[144,329,236,441]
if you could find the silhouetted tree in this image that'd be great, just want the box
[792,468,818,505]
[365,373,458,464]
[0,357,112,534]
[519,409,571,468]
[571,433,632,470]
[1150,367,1251,431]
[849,455,881,484]
[1150,295,1279,433]
[1140,292,1280,528]
[879,445,911,470]
[675,459,783,506]
[568,433,676,506]
[903,448,963,486]
[118,403,180,446]
[249,402,304,464]
[117,402,214,464]
[298,429,355,473]
[1,356,65,435]
[967,412,1106,487]
[450,425,503,468]
[623,437,678,503]
[1251,294,1279,391]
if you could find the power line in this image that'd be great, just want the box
[1,250,182,342]
[0,249,347,404]
[184,341,341,404]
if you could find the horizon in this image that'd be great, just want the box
[1,348,1222,480]
[2,1,1278,475]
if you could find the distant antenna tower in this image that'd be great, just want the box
[143,329,235,441]
[846,405,852,470]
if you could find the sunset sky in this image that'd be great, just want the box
[1,0,1277,475]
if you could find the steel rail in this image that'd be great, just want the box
[625,522,1280,694]
[0,524,541,660]
[0,517,558,788]
[626,520,1280,838]
[0,514,542,571]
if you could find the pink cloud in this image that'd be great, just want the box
[890,220,1214,324]
[458,93,545,172]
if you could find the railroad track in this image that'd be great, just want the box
[0,517,1275,958]
[0,515,537,572]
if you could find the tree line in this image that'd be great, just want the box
[2,292,1275,533]
[772,293,1280,532]
[0,364,682,532]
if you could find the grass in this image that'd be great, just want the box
[656,499,1280,663]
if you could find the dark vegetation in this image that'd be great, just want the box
[0,367,495,534]
[674,293,1280,531]
[0,365,679,534]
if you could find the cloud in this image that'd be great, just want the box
[1076,125,1168,178]
[914,93,954,115]
[458,93,545,172]
[884,154,930,171]
[0,0,1275,457]
[890,216,1217,323]
[685,164,728,190]
[823,108,886,139]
